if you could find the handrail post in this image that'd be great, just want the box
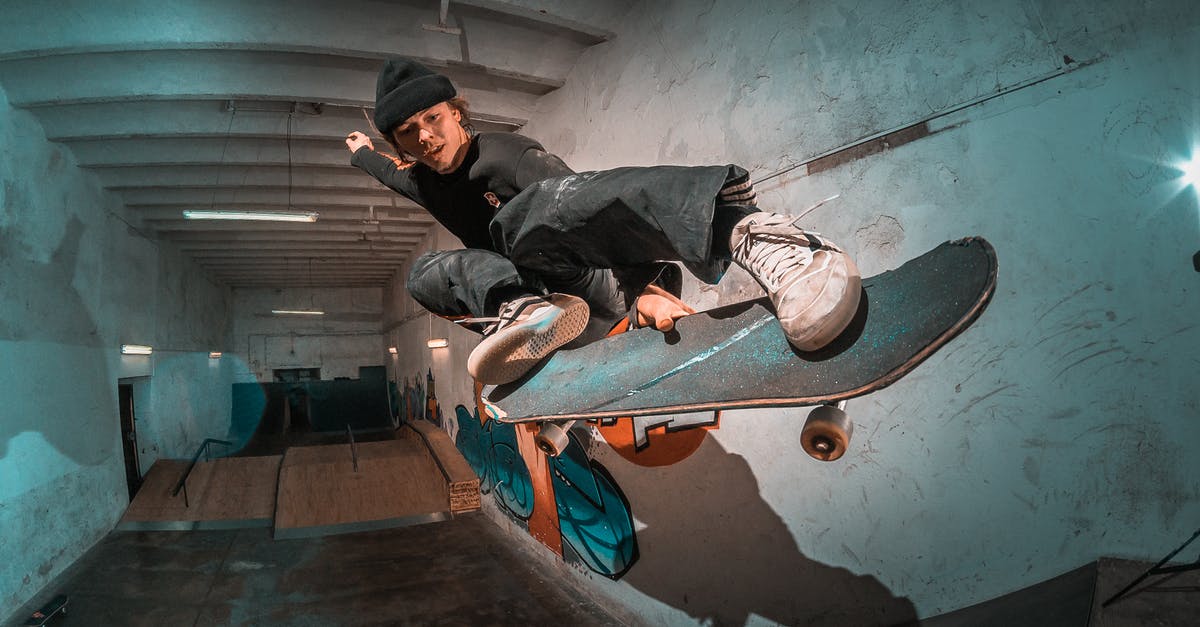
[347,425,359,473]
[171,438,233,503]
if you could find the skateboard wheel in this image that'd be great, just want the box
[535,421,573,457]
[802,405,853,461]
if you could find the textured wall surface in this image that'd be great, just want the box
[490,0,1200,621]
[0,83,231,615]
[228,287,386,382]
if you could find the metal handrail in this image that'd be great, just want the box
[171,438,232,506]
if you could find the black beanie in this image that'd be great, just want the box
[372,58,457,134]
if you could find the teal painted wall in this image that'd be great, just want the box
[0,82,235,615]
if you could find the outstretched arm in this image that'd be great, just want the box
[345,131,375,153]
[346,131,418,196]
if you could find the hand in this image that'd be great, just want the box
[345,131,374,153]
[636,284,696,332]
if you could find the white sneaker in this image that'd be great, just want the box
[730,212,861,351]
[466,294,590,384]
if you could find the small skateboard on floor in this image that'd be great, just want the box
[24,594,68,625]
[482,237,998,461]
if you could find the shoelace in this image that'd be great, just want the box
[454,297,544,335]
[733,224,817,292]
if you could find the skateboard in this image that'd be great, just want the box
[482,237,998,461]
[24,594,68,625]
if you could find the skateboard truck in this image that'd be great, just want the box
[801,401,853,461]
[536,402,855,461]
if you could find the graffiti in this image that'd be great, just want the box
[455,404,534,520]
[597,411,720,467]
[398,369,443,427]
[551,430,638,579]
[398,375,423,424]
[455,398,637,579]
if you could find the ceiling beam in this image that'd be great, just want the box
[0,0,593,81]
[164,231,424,243]
[117,187,406,206]
[69,137,358,167]
[0,50,538,125]
[39,100,518,143]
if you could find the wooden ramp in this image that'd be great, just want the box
[119,455,281,531]
[273,424,478,539]
[408,420,481,514]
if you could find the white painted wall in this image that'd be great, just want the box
[467,0,1198,622]
[0,84,232,615]
[384,226,482,442]
[227,287,386,382]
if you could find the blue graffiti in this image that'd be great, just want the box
[551,431,638,579]
[454,404,638,579]
[454,405,534,520]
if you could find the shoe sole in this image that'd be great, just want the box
[468,295,590,384]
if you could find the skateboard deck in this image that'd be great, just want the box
[483,237,997,423]
[24,594,68,626]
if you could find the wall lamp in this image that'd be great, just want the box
[426,312,448,349]
[121,344,153,355]
[388,346,398,355]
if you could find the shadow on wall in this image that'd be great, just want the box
[456,387,915,623]
[0,216,115,465]
[611,434,919,626]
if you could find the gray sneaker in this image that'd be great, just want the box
[730,212,861,351]
[466,293,590,384]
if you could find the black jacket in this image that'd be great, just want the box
[350,133,572,252]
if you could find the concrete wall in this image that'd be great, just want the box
[227,287,386,383]
[423,0,1199,623]
[0,84,232,615]
[384,227,482,440]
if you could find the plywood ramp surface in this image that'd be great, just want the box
[408,420,481,513]
[120,456,281,529]
[273,438,452,539]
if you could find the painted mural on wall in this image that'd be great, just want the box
[596,411,721,467]
[455,385,638,579]
[454,382,720,578]
[398,369,443,428]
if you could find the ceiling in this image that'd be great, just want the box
[0,0,621,288]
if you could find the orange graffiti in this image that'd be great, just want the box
[475,381,562,556]
[597,413,720,467]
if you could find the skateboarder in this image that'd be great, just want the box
[346,57,862,384]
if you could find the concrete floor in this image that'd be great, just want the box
[8,514,625,626]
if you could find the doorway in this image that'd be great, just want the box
[117,384,142,500]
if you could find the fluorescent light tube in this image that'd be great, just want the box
[121,344,153,355]
[209,352,223,359]
[183,210,319,222]
[426,338,448,349]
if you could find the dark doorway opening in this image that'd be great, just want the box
[117,383,142,500]
[273,367,320,383]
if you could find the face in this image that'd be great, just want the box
[391,102,470,174]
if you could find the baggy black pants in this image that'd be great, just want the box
[407,164,746,320]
